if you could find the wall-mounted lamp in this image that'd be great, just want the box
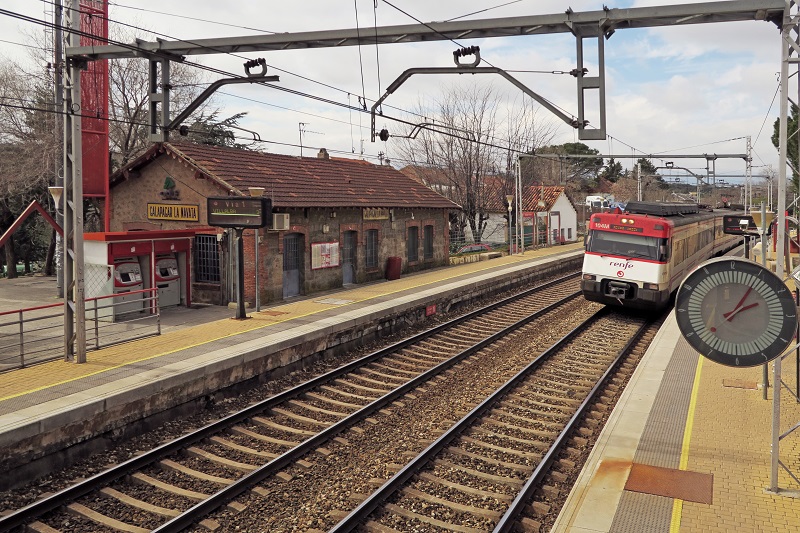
[323,224,330,234]
[410,212,414,221]
[330,211,337,219]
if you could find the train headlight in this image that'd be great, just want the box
[583,274,596,281]
[643,282,659,290]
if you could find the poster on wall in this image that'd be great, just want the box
[312,242,340,269]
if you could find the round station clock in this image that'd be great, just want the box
[675,257,798,367]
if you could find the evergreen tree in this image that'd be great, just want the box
[771,105,799,193]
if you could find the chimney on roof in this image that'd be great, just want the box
[317,148,330,160]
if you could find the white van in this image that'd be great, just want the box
[585,195,610,209]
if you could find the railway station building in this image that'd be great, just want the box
[106,142,458,307]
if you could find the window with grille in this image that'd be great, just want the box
[366,229,379,268]
[423,225,434,260]
[407,226,419,262]
[195,234,220,283]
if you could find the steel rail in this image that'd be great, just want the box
[328,307,613,531]
[153,287,581,532]
[329,308,651,532]
[492,315,654,531]
[0,272,579,531]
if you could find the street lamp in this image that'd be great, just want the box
[48,186,64,211]
[506,194,514,256]
[248,187,265,312]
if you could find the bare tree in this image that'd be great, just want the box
[0,60,59,277]
[396,84,556,244]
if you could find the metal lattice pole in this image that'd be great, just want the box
[63,0,86,363]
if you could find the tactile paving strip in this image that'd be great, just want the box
[609,337,699,532]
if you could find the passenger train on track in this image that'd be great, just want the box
[581,201,741,311]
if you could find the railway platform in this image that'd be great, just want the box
[552,310,800,532]
[0,244,583,487]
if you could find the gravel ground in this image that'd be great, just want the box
[0,275,571,522]
[195,298,599,532]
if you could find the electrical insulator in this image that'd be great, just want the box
[179,125,189,136]
[379,129,390,141]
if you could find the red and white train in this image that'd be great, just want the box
[581,201,740,310]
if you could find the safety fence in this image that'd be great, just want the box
[0,288,160,371]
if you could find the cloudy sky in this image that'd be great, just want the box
[0,0,785,184]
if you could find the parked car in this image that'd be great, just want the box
[455,243,492,254]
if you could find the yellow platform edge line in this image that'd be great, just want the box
[669,355,704,533]
[0,247,581,403]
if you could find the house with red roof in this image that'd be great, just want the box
[400,164,577,248]
[107,143,458,306]
[520,185,578,246]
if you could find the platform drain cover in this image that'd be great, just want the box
[314,298,354,305]
[624,463,713,504]
[259,310,288,316]
[722,378,758,389]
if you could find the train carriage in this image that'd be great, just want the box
[581,201,740,310]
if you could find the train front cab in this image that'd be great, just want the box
[582,212,672,310]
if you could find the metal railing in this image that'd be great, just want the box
[0,288,161,371]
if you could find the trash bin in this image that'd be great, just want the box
[385,256,402,280]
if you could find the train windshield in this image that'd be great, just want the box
[586,230,668,261]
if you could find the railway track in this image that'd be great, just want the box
[0,273,581,533]
[328,308,660,533]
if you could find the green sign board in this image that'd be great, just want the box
[207,197,271,229]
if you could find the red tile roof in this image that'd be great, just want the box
[521,185,566,212]
[112,143,459,210]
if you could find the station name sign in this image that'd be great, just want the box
[207,197,272,229]
[147,203,199,222]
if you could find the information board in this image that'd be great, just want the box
[311,242,340,270]
[207,197,271,228]
[722,215,770,236]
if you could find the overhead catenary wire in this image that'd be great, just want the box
[33,0,431,121]
[11,2,767,173]
[380,0,579,121]
[442,0,525,22]
[26,0,581,156]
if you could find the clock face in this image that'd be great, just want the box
[675,257,798,367]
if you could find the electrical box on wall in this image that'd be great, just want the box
[272,213,290,231]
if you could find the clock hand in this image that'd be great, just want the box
[711,302,760,332]
[725,302,759,322]
[722,287,753,319]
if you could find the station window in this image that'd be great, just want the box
[195,234,220,283]
[423,225,434,260]
[366,229,379,268]
[407,226,419,262]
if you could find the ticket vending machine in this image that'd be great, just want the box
[154,253,181,307]
[113,258,144,319]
